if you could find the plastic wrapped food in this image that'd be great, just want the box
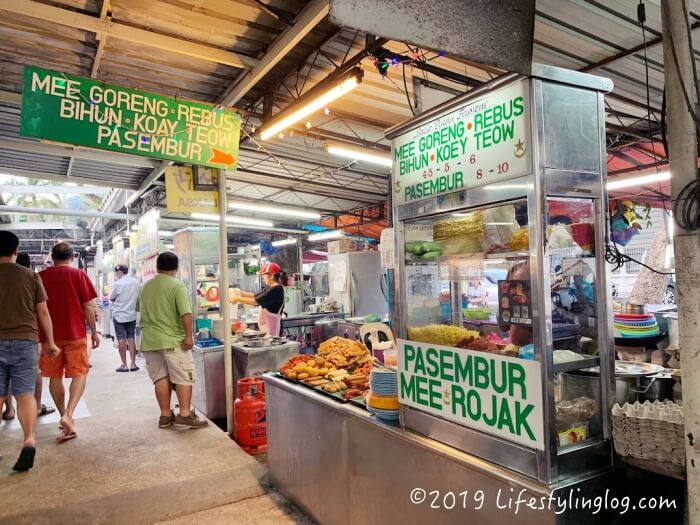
[482,205,519,253]
[433,212,484,255]
[510,227,530,251]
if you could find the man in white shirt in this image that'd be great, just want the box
[110,265,141,372]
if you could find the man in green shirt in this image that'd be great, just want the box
[139,252,207,429]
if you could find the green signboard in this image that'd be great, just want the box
[397,338,544,449]
[20,66,240,168]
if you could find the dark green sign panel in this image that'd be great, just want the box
[20,66,240,168]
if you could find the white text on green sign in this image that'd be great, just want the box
[20,66,240,168]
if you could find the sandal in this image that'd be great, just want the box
[56,429,77,443]
[116,364,129,372]
[38,404,56,417]
[2,408,15,421]
[129,365,140,372]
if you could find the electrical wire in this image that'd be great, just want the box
[673,179,700,231]
[402,63,416,116]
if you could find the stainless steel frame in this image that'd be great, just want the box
[389,64,615,485]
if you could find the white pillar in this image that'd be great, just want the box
[218,169,234,434]
[661,2,700,522]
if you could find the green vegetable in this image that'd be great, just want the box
[422,251,442,259]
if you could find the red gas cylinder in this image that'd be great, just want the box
[233,377,267,454]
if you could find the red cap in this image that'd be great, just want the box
[257,262,282,275]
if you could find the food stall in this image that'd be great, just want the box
[263,65,687,523]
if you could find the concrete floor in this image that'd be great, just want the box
[0,338,310,524]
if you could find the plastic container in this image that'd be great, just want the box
[383,349,398,367]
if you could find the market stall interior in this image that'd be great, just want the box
[0,0,691,522]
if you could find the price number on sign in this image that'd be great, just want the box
[498,162,509,174]
[422,169,433,179]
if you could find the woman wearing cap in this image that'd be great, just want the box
[230,262,288,336]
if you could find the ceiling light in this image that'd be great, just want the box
[271,238,298,247]
[308,229,345,242]
[260,69,363,141]
[159,230,174,237]
[326,142,391,167]
[165,244,174,250]
[190,213,273,228]
[607,171,671,191]
[228,201,321,220]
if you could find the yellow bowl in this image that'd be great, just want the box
[367,394,400,410]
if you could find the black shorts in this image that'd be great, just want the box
[113,320,136,341]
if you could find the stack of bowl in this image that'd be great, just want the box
[366,369,400,421]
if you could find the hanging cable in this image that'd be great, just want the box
[673,179,700,231]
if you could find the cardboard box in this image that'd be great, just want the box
[327,239,360,254]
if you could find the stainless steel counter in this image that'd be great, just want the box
[264,375,683,525]
[281,311,345,330]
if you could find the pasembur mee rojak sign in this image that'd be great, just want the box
[398,339,544,449]
[20,66,240,168]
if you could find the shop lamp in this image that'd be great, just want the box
[308,229,344,242]
[158,230,174,237]
[228,201,320,220]
[190,212,273,228]
[607,171,670,191]
[259,69,363,141]
[325,142,391,168]
[271,238,298,247]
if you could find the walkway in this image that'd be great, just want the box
[0,339,311,524]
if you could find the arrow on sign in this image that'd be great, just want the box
[208,148,236,167]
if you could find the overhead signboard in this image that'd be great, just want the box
[20,66,240,169]
[398,338,544,450]
[390,79,532,206]
[165,165,218,214]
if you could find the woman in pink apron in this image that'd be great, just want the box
[230,263,287,336]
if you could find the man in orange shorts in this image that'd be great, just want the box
[39,242,99,442]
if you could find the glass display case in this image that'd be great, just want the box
[388,65,615,485]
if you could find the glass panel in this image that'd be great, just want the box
[404,200,535,360]
[548,197,603,450]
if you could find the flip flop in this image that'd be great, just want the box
[129,366,140,372]
[12,447,36,471]
[56,429,77,443]
[2,409,15,421]
[38,404,56,417]
[116,365,129,372]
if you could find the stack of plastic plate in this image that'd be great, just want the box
[613,313,659,338]
[366,369,400,421]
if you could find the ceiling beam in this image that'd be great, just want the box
[0,0,258,69]
[124,160,171,207]
[0,205,134,220]
[218,0,330,106]
[91,0,111,78]
[0,138,158,168]
[229,168,386,204]
[0,185,108,194]
[580,21,700,73]
[0,167,136,190]
[0,222,67,230]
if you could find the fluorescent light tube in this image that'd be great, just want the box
[228,201,320,219]
[326,143,391,167]
[307,229,344,242]
[607,171,671,190]
[190,213,273,228]
[260,71,362,140]
[271,238,298,247]
[159,230,174,237]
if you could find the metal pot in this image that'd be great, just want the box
[315,318,339,349]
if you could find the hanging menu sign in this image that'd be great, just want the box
[398,338,544,449]
[20,66,240,168]
[390,79,532,205]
